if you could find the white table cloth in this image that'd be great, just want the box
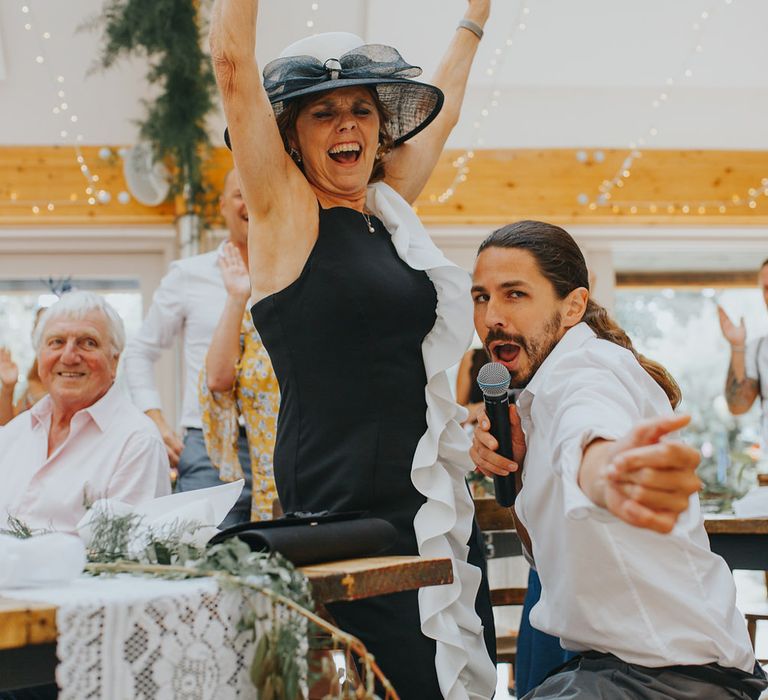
[3,574,291,700]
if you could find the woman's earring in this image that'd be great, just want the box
[290,147,302,163]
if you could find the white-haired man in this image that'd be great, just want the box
[0,291,171,533]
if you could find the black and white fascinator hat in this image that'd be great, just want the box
[224,32,444,149]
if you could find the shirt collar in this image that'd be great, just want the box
[29,382,121,433]
[519,322,596,401]
[29,394,53,427]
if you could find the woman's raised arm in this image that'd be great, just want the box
[210,2,290,217]
[384,0,490,204]
[210,1,317,300]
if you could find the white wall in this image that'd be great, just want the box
[1,0,767,149]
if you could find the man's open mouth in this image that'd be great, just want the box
[490,342,521,365]
[328,142,361,164]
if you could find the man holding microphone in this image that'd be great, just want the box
[470,221,765,699]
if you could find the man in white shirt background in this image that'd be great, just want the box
[0,291,170,533]
[718,258,768,450]
[123,168,253,527]
[470,221,766,699]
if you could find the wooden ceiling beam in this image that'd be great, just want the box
[1,146,766,227]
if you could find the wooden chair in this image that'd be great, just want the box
[744,602,768,665]
[474,497,528,682]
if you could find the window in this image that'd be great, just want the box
[615,284,767,509]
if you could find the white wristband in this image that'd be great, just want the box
[458,19,484,40]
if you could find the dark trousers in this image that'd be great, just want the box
[515,569,576,696]
[523,651,768,700]
[176,428,253,527]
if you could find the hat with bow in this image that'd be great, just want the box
[225,32,444,149]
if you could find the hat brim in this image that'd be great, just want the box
[224,78,444,150]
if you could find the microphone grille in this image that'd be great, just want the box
[477,362,511,397]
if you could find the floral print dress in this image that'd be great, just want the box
[199,311,279,521]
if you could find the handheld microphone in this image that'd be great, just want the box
[476,362,517,507]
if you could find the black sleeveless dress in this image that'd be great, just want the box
[251,206,495,698]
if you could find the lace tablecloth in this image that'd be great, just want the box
[3,574,283,699]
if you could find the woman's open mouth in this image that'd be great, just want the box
[328,142,361,165]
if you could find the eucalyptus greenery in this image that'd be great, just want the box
[83,508,315,697]
[88,0,218,208]
[80,509,390,698]
[0,514,41,538]
[8,508,392,698]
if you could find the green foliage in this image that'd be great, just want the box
[86,511,143,562]
[199,538,314,612]
[0,514,41,539]
[250,624,306,700]
[13,502,386,697]
[89,0,217,206]
[83,506,316,697]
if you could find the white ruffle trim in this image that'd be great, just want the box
[368,183,496,700]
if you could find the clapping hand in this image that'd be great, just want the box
[218,241,251,301]
[717,305,746,348]
[0,347,19,389]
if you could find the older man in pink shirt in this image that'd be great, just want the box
[0,291,170,534]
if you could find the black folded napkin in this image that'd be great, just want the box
[208,511,397,566]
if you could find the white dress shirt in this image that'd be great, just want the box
[515,322,755,672]
[0,383,171,533]
[745,334,768,448]
[123,245,227,429]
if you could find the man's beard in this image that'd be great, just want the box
[484,311,562,389]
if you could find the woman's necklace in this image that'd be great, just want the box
[362,211,375,234]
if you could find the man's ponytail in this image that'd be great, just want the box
[583,299,681,408]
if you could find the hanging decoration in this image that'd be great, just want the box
[582,0,767,216]
[430,0,532,205]
[6,3,119,215]
[89,0,218,213]
[305,1,320,31]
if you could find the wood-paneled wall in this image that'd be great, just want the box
[1,146,767,226]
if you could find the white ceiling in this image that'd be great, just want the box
[1,0,767,149]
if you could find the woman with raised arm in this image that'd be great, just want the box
[210,3,496,697]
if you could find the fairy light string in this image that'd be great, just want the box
[585,0,766,216]
[431,0,532,205]
[8,2,123,213]
[305,1,319,31]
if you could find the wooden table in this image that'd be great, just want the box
[301,555,452,603]
[704,515,768,571]
[0,599,57,691]
[474,496,768,571]
[0,555,452,691]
